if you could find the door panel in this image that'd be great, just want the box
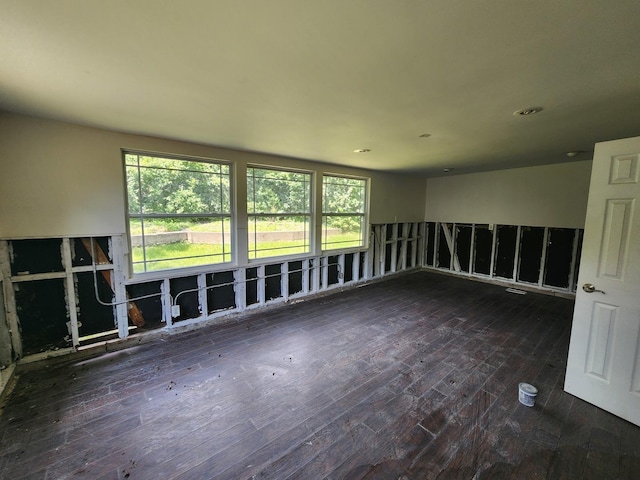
[565,138,640,426]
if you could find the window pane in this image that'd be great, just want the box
[130,217,231,273]
[136,157,230,214]
[247,166,312,259]
[322,176,366,214]
[125,152,232,274]
[247,167,311,214]
[322,215,365,250]
[248,215,310,259]
[322,175,367,251]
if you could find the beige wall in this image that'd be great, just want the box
[0,112,426,239]
[425,161,592,228]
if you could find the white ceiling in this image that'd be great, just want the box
[1,1,640,176]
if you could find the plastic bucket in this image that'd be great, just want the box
[518,382,538,407]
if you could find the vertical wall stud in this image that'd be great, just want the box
[537,227,550,286]
[512,225,522,281]
[338,254,345,285]
[321,256,329,290]
[433,222,440,268]
[469,224,476,275]
[197,273,208,318]
[417,222,426,268]
[111,235,131,337]
[390,224,398,273]
[302,259,310,294]
[489,225,497,278]
[234,268,246,311]
[352,252,360,283]
[376,225,386,277]
[257,265,266,305]
[61,238,80,347]
[0,241,21,360]
[364,238,373,280]
[161,278,172,327]
[281,262,289,301]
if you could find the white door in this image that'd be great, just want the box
[565,136,640,427]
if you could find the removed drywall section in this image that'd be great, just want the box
[207,271,236,313]
[472,226,493,275]
[10,239,63,275]
[15,279,69,355]
[517,227,545,283]
[543,228,576,288]
[494,226,518,279]
[425,161,591,228]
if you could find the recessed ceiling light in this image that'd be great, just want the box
[419,133,431,138]
[443,168,453,173]
[565,151,582,157]
[513,107,543,116]
[353,148,370,153]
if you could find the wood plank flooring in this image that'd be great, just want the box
[1,271,639,479]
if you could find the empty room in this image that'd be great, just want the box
[1,1,640,479]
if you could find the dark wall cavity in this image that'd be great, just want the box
[426,222,436,267]
[76,272,116,338]
[494,225,517,279]
[246,267,258,306]
[15,279,69,355]
[265,264,282,301]
[288,261,303,295]
[171,276,200,321]
[473,226,493,275]
[544,228,576,288]
[10,239,63,275]
[207,271,236,313]
[518,227,545,283]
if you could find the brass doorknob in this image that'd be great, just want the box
[583,283,605,294]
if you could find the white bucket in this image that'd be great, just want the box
[518,382,538,407]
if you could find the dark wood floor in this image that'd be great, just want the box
[1,271,639,479]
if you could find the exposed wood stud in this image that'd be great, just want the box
[281,262,289,302]
[0,240,21,360]
[197,273,208,318]
[234,269,246,310]
[538,227,550,287]
[61,238,80,347]
[441,223,461,272]
[512,225,522,281]
[161,278,172,327]
[417,222,426,268]
[390,223,398,273]
[338,254,345,286]
[352,252,360,282]
[257,265,266,305]
[321,256,328,290]
[489,224,497,278]
[111,236,131,337]
[469,224,476,275]
[302,259,310,294]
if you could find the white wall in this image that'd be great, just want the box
[425,161,592,228]
[0,112,427,239]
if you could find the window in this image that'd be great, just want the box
[247,167,312,259]
[322,175,367,250]
[125,153,231,274]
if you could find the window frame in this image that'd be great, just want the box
[123,150,233,277]
[321,174,370,253]
[246,165,314,261]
